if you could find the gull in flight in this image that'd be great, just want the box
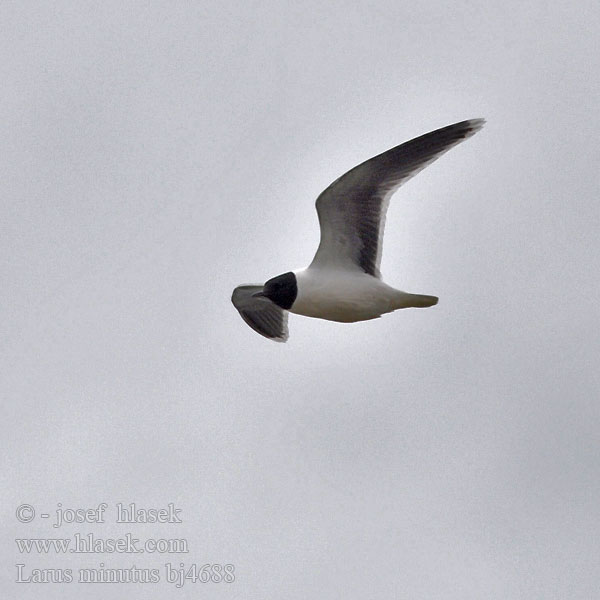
[232,118,484,342]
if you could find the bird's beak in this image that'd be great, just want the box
[252,291,266,298]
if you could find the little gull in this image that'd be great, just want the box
[232,118,485,342]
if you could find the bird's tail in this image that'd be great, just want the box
[399,293,439,308]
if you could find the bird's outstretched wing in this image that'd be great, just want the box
[231,285,289,342]
[309,118,485,278]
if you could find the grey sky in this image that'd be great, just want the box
[2,1,599,598]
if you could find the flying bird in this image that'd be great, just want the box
[232,118,484,342]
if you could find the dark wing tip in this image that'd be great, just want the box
[454,118,486,136]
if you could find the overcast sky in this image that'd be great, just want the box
[2,1,599,599]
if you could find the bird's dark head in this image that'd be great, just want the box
[255,272,297,310]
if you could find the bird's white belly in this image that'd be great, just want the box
[290,269,399,322]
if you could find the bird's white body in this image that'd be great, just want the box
[291,267,435,322]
